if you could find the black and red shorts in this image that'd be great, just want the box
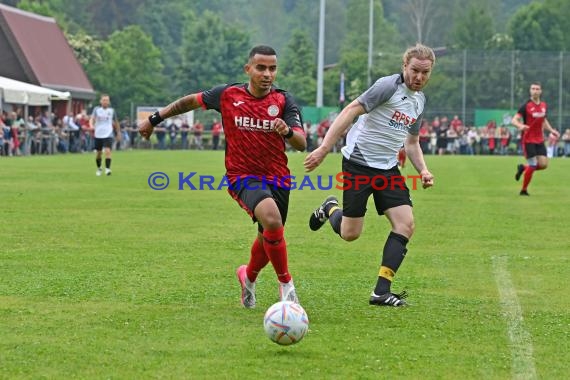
[228,178,290,232]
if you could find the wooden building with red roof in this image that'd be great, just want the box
[0,3,95,117]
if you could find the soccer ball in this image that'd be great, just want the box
[263,301,309,345]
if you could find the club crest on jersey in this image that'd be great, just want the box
[267,105,279,117]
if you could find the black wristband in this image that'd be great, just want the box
[148,111,163,127]
[284,127,294,139]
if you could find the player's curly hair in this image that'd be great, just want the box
[403,44,435,66]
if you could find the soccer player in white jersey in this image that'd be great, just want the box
[304,44,435,307]
[90,94,121,176]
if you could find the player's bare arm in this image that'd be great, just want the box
[161,94,201,118]
[543,118,560,138]
[405,134,434,189]
[511,114,529,131]
[273,118,306,151]
[139,94,201,139]
[304,100,366,172]
[114,121,122,142]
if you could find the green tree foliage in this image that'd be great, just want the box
[16,0,56,17]
[321,0,347,66]
[136,2,193,96]
[86,25,166,117]
[385,0,510,47]
[210,0,325,62]
[544,0,570,50]
[80,0,145,38]
[426,49,519,121]
[322,69,346,108]
[497,0,533,31]
[331,0,400,105]
[421,57,469,120]
[485,33,514,50]
[452,4,495,49]
[384,0,460,47]
[177,10,250,93]
[509,2,565,51]
[65,31,102,67]
[400,0,441,44]
[278,29,316,106]
[8,0,570,114]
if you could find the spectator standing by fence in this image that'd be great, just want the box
[192,120,204,149]
[562,128,570,157]
[211,118,222,150]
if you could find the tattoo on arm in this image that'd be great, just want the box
[163,95,198,118]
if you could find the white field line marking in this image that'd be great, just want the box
[493,256,537,380]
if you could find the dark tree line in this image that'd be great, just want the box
[4,0,570,120]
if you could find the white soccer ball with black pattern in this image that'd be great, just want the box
[263,301,309,345]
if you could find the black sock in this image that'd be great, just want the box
[96,158,101,168]
[374,232,409,295]
[105,158,111,169]
[329,208,342,235]
[324,202,337,216]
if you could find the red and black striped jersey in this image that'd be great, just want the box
[517,100,547,144]
[197,84,304,186]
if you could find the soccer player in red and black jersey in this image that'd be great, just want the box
[139,45,306,308]
[511,82,560,196]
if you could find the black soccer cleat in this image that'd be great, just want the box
[515,164,524,181]
[369,291,408,307]
[519,190,530,196]
[309,195,339,231]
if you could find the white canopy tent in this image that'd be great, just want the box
[0,75,70,106]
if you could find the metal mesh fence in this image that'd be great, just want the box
[423,50,570,130]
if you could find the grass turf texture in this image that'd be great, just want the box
[1,151,569,379]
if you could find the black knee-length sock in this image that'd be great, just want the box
[374,232,409,295]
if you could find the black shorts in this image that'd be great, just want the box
[94,137,113,151]
[436,138,447,149]
[523,143,547,159]
[228,178,290,233]
[341,158,412,218]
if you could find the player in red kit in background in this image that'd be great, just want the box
[139,45,306,308]
[397,146,406,168]
[512,82,560,196]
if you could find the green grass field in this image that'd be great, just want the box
[1,151,569,379]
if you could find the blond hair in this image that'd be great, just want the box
[403,43,435,65]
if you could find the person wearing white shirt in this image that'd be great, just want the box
[304,44,435,307]
[89,94,121,176]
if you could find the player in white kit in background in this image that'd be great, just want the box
[90,94,121,176]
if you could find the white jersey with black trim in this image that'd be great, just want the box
[92,106,116,138]
[341,73,425,169]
